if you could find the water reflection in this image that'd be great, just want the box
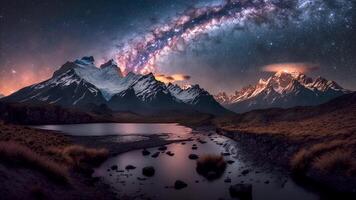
[33,123,192,137]
[94,133,319,200]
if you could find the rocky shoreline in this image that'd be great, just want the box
[69,134,192,157]
[216,128,356,198]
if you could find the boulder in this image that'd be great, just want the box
[142,149,150,156]
[189,154,199,160]
[227,160,235,164]
[241,169,250,175]
[224,177,232,183]
[158,146,167,151]
[125,165,136,170]
[151,152,160,158]
[166,151,174,156]
[142,166,155,177]
[174,180,188,190]
[110,165,118,170]
[229,184,252,199]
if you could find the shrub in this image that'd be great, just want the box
[0,142,68,184]
[50,145,109,169]
[196,155,226,180]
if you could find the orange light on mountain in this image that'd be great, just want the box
[262,63,320,74]
[155,73,191,84]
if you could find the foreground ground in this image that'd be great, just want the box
[214,92,356,196]
[0,121,191,200]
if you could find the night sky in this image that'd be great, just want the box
[0,0,355,95]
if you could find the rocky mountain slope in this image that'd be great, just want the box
[2,56,227,115]
[215,71,350,113]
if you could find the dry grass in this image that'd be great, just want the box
[0,121,109,178]
[49,145,109,170]
[291,139,356,176]
[0,142,69,184]
[312,149,356,175]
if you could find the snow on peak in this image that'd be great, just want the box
[74,56,96,67]
[215,71,349,106]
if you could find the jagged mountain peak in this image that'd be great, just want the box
[99,59,117,69]
[3,56,228,115]
[215,72,350,113]
[74,56,95,67]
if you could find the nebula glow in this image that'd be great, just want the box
[114,0,352,75]
[116,0,277,74]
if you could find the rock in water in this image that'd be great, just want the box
[166,151,174,156]
[142,166,155,177]
[125,165,136,170]
[227,160,235,164]
[158,146,167,151]
[142,149,150,156]
[151,152,160,158]
[174,180,188,190]
[241,169,250,175]
[224,177,232,183]
[229,184,252,199]
[189,154,199,160]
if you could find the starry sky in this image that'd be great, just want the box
[0,0,355,95]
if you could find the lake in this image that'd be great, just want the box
[34,123,320,200]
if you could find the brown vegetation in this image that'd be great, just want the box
[0,142,69,184]
[196,155,227,180]
[291,139,356,176]
[49,145,109,171]
[214,92,356,190]
[0,121,109,178]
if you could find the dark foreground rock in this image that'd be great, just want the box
[110,165,118,170]
[189,154,199,160]
[151,152,160,158]
[158,146,167,151]
[142,149,150,156]
[142,166,155,177]
[125,165,136,170]
[166,151,174,156]
[174,180,188,190]
[229,184,252,199]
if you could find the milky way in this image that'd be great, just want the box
[115,0,352,74]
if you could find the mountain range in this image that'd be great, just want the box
[215,71,350,113]
[1,56,227,115]
[0,94,4,99]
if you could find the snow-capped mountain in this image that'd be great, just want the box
[0,93,4,99]
[167,83,226,114]
[215,71,350,113]
[2,56,227,115]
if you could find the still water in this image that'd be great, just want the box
[34,123,319,200]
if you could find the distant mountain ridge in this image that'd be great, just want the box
[2,56,228,115]
[215,71,350,113]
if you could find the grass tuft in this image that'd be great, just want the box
[196,155,226,180]
[49,145,109,172]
